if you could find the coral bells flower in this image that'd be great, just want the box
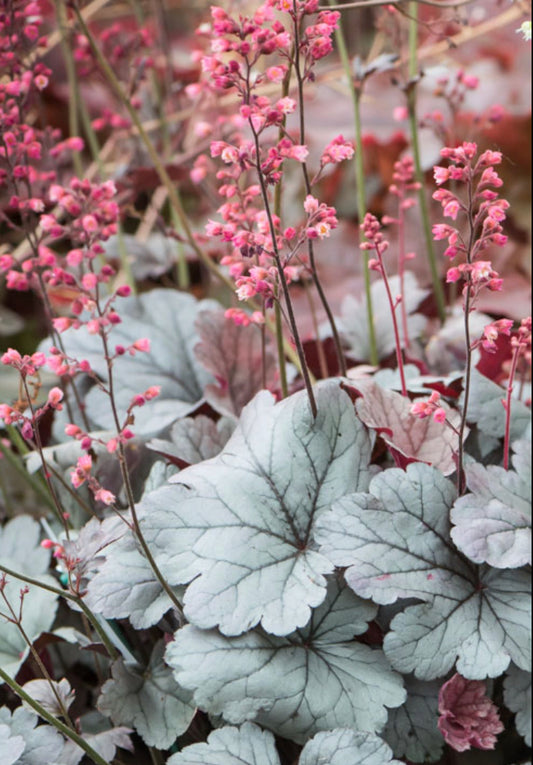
[71,454,92,488]
[410,391,447,423]
[480,319,513,352]
[320,135,354,165]
[438,674,504,752]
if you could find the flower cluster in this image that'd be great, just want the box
[438,673,504,752]
[410,390,447,423]
[0,349,64,440]
[187,0,348,326]
[432,143,509,308]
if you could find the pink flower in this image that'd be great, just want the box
[94,488,116,506]
[438,674,504,752]
[433,166,450,185]
[47,387,64,408]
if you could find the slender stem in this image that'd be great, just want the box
[274,297,289,397]
[502,344,520,470]
[329,3,378,365]
[457,177,476,493]
[304,279,329,379]
[1,591,74,727]
[374,246,407,395]
[0,666,111,765]
[0,563,119,661]
[97,322,184,613]
[292,10,347,376]
[406,3,446,323]
[22,381,71,537]
[249,125,317,417]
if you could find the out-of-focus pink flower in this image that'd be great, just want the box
[438,674,504,752]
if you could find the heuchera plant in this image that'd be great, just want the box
[0,1,530,764]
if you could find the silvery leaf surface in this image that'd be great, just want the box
[0,516,50,576]
[383,568,530,680]
[0,708,64,765]
[504,664,531,746]
[84,515,178,629]
[300,728,403,765]
[383,677,444,762]
[148,415,235,465]
[98,641,194,749]
[0,723,25,765]
[167,723,280,765]
[166,578,405,744]
[450,440,531,568]
[316,463,531,680]
[141,381,372,636]
[0,522,58,681]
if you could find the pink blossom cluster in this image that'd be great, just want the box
[410,390,447,423]
[186,1,347,321]
[438,673,504,752]
[0,349,64,440]
[432,142,508,301]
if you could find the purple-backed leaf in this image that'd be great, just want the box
[300,729,403,765]
[141,381,372,636]
[504,664,531,745]
[167,723,280,765]
[53,289,218,436]
[166,578,404,744]
[354,379,462,475]
[98,642,195,749]
[316,463,531,680]
[383,677,444,763]
[148,414,235,466]
[194,308,278,417]
[22,679,75,718]
[450,440,531,568]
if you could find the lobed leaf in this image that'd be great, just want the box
[0,707,64,765]
[166,578,405,744]
[383,677,444,762]
[316,464,531,680]
[300,728,403,765]
[141,381,372,636]
[450,440,531,568]
[504,664,531,746]
[97,641,195,749]
[167,722,280,765]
